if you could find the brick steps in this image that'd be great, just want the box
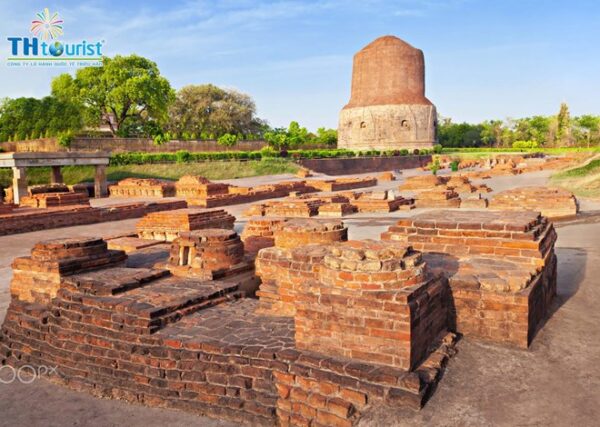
[62,271,242,333]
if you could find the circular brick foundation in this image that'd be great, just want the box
[273,218,348,249]
[319,240,426,290]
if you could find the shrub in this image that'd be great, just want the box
[430,159,441,175]
[433,144,443,154]
[107,146,425,166]
[57,131,74,148]
[450,160,460,172]
[260,146,278,158]
[217,133,238,147]
[512,140,539,149]
[153,132,171,146]
[176,150,192,163]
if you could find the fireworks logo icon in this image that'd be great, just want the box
[30,8,64,40]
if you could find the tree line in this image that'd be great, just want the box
[438,103,600,148]
[0,54,337,148]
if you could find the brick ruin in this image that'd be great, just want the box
[435,154,578,178]
[109,178,176,198]
[0,205,561,425]
[400,175,490,195]
[307,177,377,192]
[378,171,396,181]
[489,186,579,219]
[294,240,449,371]
[167,229,253,280]
[1,228,456,426]
[19,191,90,208]
[245,190,414,218]
[0,199,15,214]
[414,187,461,208]
[9,237,127,304]
[382,210,557,347]
[136,208,235,241]
[240,217,288,255]
[3,183,91,208]
[0,199,186,237]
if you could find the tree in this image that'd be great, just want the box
[52,55,175,136]
[314,127,337,146]
[437,120,483,147]
[168,84,264,139]
[514,116,552,145]
[264,121,310,149]
[555,102,572,146]
[480,120,504,147]
[285,121,309,147]
[574,115,600,148]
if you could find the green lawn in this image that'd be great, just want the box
[0,158,299,188]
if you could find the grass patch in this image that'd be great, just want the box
[0,159,299,188]
[553,159,600,179]
[551,156,600,198]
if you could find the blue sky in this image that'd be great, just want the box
[1,0,599,130]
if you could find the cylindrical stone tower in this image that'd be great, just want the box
[338,35,437,151]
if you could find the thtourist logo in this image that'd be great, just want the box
[5,7,104,67]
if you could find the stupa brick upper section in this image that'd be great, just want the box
[338,36,437,151]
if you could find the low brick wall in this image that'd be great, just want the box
[297,155,431,175]
[0,200,186,236]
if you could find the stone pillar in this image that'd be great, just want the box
[51,166,63,184]
[94,165,107,198]
[12,166,27,204]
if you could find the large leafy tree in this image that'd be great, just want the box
[167,84,264,139]
[513,116,553,145]
[52,55,175,136]
[574,115,600,148]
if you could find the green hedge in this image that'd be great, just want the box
[110,148,430,166]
